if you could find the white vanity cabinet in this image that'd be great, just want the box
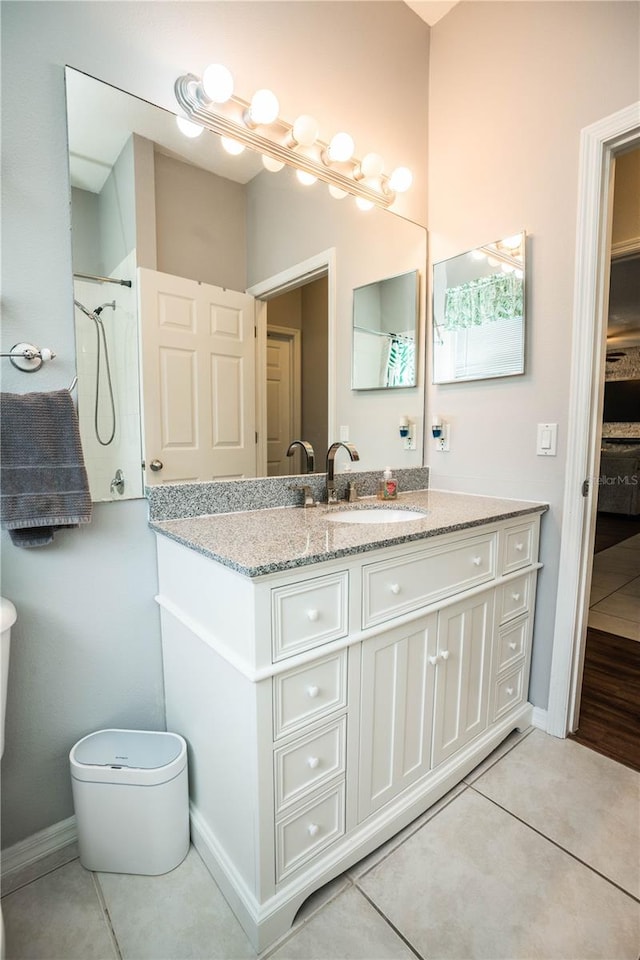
[155,509,542,952]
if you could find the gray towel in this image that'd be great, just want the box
[1,389,92,547]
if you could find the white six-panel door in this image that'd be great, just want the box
[138,268,256,484]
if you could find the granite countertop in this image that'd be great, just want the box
[151,489,548,578]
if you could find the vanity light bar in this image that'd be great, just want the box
[174,73,406,209]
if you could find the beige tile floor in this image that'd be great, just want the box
[589,532,640,641]
[3,729,639,960]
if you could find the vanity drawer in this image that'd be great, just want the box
[273,651,347,740]
[274,718,346,813]
[501,521,537,575]
[493,665,525,720]
[497,573,531,624]
[271,571,349,662]
[495,616,529,674]
[275,782,345,882]
[362,533,496,628]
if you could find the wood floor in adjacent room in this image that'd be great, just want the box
[570,512,640,772]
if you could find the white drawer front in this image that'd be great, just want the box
[274,718,346,813]
[363,533,496,628]
[276,782,345,882]
[495,617,529,674]
[493,665,525,720]
[273,651,347,740]
[502,521,536,575]
[497,574,531,624]
[272,572,349,662]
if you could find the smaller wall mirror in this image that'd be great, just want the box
[352,269,419,390]
[432,232,526,384]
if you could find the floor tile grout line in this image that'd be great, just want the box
[90,871,124,960]
[469,784,640,906]
[355,885,425,960]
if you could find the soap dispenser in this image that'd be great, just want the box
[378,467,398,500]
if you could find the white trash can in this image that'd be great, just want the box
[70,729,189,875]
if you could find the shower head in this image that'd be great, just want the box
[94,301,116,316]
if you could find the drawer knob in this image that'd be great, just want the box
[307,756,320,769]
[440,650,450,661]
[428,654,441,666]
[390,583,401,595]
[307,823,320,837]
[306,609,319,622]
[306,685,320,699]
[472,556,482,566]
[508,641,518,651]
[506,686,514,696]
[515,542,524,552]
[512,592,521,601]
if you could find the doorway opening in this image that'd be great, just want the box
[548,103,640,745]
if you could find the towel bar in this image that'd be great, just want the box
[1,343,56,373]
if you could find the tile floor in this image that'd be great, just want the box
[3,728,639,960]
[589,532,640,641]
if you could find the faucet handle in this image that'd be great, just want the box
[348,481,359,503]
[289,484,317,508]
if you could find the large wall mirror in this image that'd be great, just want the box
[65,68,426,501]
[432,233,526,384]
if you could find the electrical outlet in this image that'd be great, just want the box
[436,423,450,452]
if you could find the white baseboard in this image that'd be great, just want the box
[531,706,548,732]
[1,816,77,887]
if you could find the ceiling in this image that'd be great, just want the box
[404,1,459,26]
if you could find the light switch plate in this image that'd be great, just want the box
[537,422,558,456]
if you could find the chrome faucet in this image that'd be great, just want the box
[286,439,315,474]
[325,441,360,503]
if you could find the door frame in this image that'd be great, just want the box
[266,323,302,475]
[547,101,640,738]
[248,249,336,477]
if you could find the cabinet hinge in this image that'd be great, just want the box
[582,478,590,497]
[255,431,258,444]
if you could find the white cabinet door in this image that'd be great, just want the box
[358,614,437,821]
[139,268,256,484]
[431,592,494,767]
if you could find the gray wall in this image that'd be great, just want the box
[427,0,639,707]
[70,188,101,275]
[0,0,429,848]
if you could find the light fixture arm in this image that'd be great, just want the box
[174,74,398,208]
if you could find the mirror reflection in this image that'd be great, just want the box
[432,233,525,384]
[352,270,418,390]
[65,68,426,500]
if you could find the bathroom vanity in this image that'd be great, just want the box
[152,489,546,951]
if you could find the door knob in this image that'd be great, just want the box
[150,459,164,472]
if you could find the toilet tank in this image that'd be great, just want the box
[0,598,17,757]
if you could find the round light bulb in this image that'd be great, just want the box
[471,250,486,260]
[355,196,374,211]
[328,132,355,163]
[487,255,500,267]
[292,115,319,147]
[202,64,234,104]
[515,268,524,280]
[221,136,245,156]
[388,166,413,193]
[502,234,522,249]
[248,89,280,125]
[176,116,204,138]
[296,170,317,186]
[359,153,385,179]
[328,184,348,200]
[262,155,285,172]
[501,263,515,274]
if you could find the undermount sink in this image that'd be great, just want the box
[326,507,424,524]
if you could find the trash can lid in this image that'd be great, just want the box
[71,729,184,770]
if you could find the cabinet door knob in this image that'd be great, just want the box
[511,592,521,601]
[428,654,441,666]
[306,756,320,769]
[307,823,320,837]
[506,686,514,696]
[306,685,320,699]
[440,650,450,661]
[508,641,518,651]
[390,583,401,595]
[472,556,482,566]
[306,609,319,622]
[515,542,524,552]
